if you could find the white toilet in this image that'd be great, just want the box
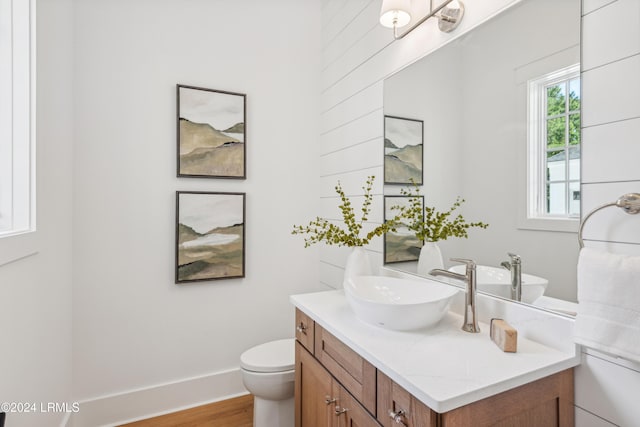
[240,338,295,427]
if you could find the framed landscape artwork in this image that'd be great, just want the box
[176,191,246,283]
[384,115,423,185]
[177,85,246,179]
[384,195,424,264]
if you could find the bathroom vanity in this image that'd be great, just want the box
[292,288,579,426]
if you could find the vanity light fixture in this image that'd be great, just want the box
[380,0,465,39]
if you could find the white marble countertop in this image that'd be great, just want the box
[290,289,580,413]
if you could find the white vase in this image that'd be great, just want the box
[417,242,444,276]
[343,246,372,287]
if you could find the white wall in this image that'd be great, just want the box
[0,0,74,426]
[575,0,640,424]
[71,0,322,423]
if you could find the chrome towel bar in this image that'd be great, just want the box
[578,193,640,248]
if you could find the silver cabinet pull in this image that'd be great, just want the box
[334,406,348,416]
[389,409,408,426]
[296,322,307,335]
[324,396,337,406]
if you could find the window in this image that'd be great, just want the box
[525,64,580,231]
[0,0,35,239]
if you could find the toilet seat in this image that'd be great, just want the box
[240,338,295,373]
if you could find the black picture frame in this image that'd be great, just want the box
[176,191,246,283]
[384,195,424,264]
[384,115,424,185]
[177,84,246,179]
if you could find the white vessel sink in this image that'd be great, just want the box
[448,264,548,304]
[344,275,458,331]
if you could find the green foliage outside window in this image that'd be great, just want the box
[546,80,581,152]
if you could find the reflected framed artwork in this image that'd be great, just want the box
[176,191,246,283]
[177,84,246,179]
[384,195,424,264]
[384,115,423,185]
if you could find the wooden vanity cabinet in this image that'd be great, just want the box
[294,308,574,427]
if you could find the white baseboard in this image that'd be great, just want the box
[66,368,247,427]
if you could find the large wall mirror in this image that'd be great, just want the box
[383,0,581,314]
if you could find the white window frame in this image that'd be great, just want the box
[521,64,580,233]
[0,0,37,266]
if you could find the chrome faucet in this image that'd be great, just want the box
[430,258,480,333]
[500,252,522,302]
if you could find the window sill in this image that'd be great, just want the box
[517,216,579,233]
[0,231,39,267]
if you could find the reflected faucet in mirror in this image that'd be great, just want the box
[430,258,480,333]
[501,253,522,302]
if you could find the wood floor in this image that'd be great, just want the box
[120,394,253,427]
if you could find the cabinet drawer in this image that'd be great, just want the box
[295,308,315,353]
[377,371,437,427]
[315,324,377,415]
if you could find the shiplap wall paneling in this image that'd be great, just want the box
[580,0,640,249]
[574,408,617,427]
[582,119,640,184]
[319,108,383,156]
[582,0,617,15]
[582,55,640,127]
[581,0,638,70]
[575,352,640,426]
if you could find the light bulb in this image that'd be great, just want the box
[379,0,411,28]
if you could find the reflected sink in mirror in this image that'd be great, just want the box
[344,275,458,331]
[449,264,548,304]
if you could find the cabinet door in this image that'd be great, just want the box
[441,369,574,427]
[377,371,437,427]
[295,342,337,427]
[335,384,381,427]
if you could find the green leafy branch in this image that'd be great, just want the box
[292,176,400,247]
[392,180,488,243]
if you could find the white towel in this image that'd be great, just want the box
[574,247,640,363]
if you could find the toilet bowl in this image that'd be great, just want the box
[240,338,295,427]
